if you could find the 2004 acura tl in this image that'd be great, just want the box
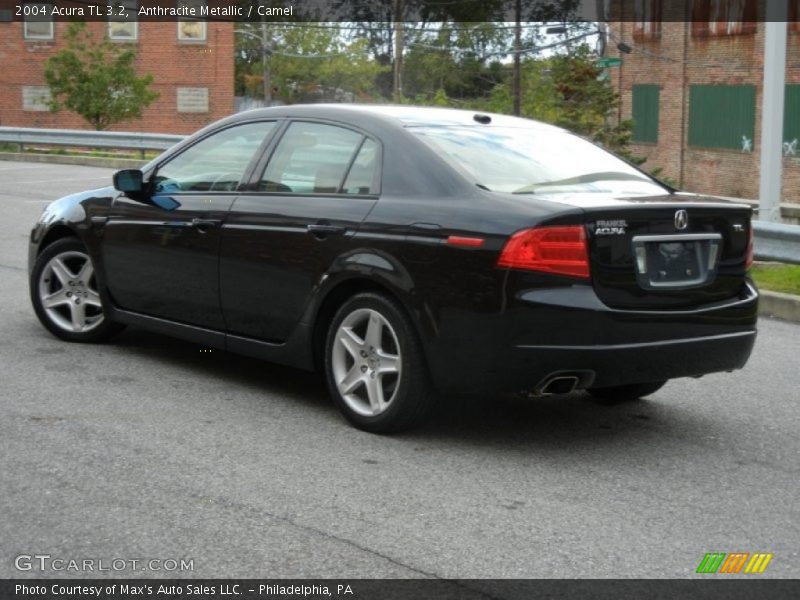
[28,105,758,432]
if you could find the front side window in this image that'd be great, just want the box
[260,122,370,194]
[153,122,275,193]
[412,126,667,196]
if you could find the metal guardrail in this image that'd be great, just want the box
[1,126,799,264]
[754,221,800,265]
[0,126,185,157]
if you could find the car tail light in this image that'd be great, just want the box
[497,225,590,279]
[745,224,754,270]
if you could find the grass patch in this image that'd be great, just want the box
[751,263,800,296]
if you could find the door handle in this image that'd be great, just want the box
[190,218,222,231]
[307,223,345,238]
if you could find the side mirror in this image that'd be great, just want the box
[113,169,144,193]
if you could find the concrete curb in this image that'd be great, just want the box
[759,290,800,323]
[0,152,146,170]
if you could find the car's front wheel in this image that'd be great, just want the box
[324,292,434,433]
[587,380,666,403]
[30,237,123,343]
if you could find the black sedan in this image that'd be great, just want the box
[28,105,758,432]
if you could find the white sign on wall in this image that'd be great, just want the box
[177,87,209,113]
[22,86,51,111]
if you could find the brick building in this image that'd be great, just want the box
[609,0,800,217]
[0,9,234,134]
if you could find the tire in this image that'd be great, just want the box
[587,380,667,403]
[324,292,434,433]
[30,237,124,343]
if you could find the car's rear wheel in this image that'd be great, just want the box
[587,380,667,403]
[324,292,433,433]
[30,237,124,343]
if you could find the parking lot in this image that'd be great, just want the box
[0,161,798,579]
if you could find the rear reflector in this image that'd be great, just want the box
[497,225,590,279]
[745,224,754,270]
[447,235,485,248]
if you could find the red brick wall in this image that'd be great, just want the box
[0,20,234,134]
[611,15,800,206]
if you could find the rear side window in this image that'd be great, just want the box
[259,122,377,195]
[153,121,275,193]
[342,138,379,195]
[412,126,666,196]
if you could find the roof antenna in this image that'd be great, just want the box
[473,114,492,124]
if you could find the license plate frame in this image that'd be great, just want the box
[631,233,722,290]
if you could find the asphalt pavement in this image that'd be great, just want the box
[0,161,798,579]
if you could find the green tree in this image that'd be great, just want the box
[473,47,638,160]
[44,22,158,130]
[402,22,509,103]
[236,23,388,104]
[546,47,635,157]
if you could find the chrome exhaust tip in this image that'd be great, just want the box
[528,371,595,397]
[540,375,579,395]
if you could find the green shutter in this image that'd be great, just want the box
[632,84,659,143]
[784,84,800,153]
[688,84,756,150]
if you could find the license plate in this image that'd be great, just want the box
[631,234,722,290]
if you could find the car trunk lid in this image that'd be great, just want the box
[568,193,753,309]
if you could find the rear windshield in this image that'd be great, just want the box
[411,126,667,196]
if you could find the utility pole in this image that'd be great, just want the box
[512,0,522,116]
[393,0,404,102]
[260,12,272,105]
[758,0,788,223]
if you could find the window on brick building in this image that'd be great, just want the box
[632,84,660,143]
[688,85,756,150]
[108,1,138,41]
[784,85,800,154]
[691,0,757,37]
[790,0,800,33]
[23,4,54,40]
[178,0,206,42]
[633,0,662,41]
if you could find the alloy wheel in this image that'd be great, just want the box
[38,250,104,333]
[331,308,402,417]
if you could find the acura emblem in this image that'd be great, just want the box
[674,209,689,230]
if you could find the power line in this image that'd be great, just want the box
[238,21,582,33]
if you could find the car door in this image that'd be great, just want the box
[220,120,381,342]
[101,121,277,329]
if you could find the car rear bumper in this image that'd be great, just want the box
[506,329,756,392]
[426,281,758,394]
